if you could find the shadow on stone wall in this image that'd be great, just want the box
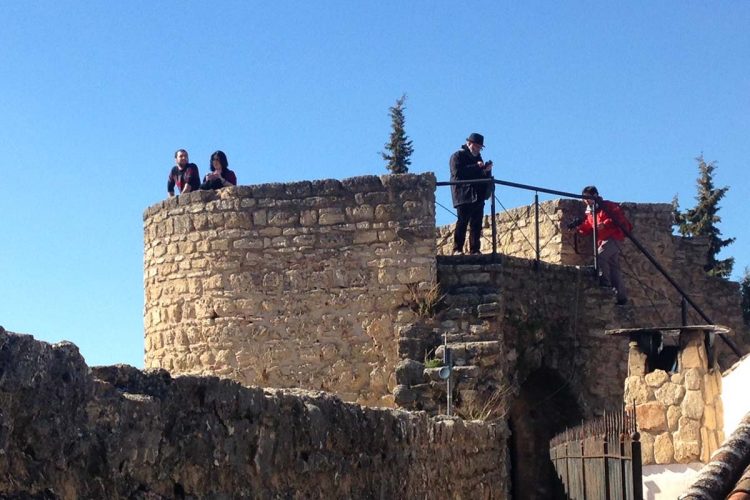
[0,326,509,499]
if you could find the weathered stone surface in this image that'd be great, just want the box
[395,359,426,386]
[681,389,705,419]
[654,382,685,406]
[640,432,656,465]
[143,174,437,406]
[673,414,702,463]
[0,329,509,499]
[680,343,706,368]
[393,384,417,404]
[645,369,669,388]
[637,402,668,432]
[704,370,721,403]
[703,404,717,430]
[653,433,674,464]
[667,405,682,431]
[683,368,702,391]
[628,341,648,377]
[625,376,653,405]
[677,416,701,442]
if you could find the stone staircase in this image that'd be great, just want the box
[394,255,507,414]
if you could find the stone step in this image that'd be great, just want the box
[442,332,485,344]
[442,291,501,306]
[437,318,497,342]
[441,285,500,297]
[435,341,503,368]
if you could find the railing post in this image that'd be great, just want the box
[681,297,688,326]
[534,192,540,270]
[631,434,643,500]
[603,431,611,500]
[592,198,599,273]
[581,435,587,500]
[490,178,497,259]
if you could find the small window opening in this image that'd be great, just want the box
[637,332,680,373]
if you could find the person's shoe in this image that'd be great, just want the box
[615,297,628,306]
[452,249,464,256]
[469,250,482,255]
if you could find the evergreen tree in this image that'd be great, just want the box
[673,154,735,278]
[381,94,413,174]
[742,268,750,325]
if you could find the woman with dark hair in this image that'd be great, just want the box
[200,150,237,190]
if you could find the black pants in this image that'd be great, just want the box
[453,201,484,253]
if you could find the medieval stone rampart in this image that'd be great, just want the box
[0,327,508,498]
[143,174,436,406]
[436,199,747,353]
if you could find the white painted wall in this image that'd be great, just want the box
[722,354,750,435]
[643,464,702,500]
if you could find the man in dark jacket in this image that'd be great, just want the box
[450,133,493,255]
[167,149,200,197]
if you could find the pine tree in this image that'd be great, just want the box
[673,154,735,278]
[381,94,413,174]
[742,268,750,325]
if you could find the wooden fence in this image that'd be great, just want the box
[549,411,642,500]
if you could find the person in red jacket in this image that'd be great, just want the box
[574,185,630,305]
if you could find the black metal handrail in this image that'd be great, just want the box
[436,177,742,358]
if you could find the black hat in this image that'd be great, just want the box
[466,133,484,146]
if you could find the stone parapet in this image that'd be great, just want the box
[143,173,437,406]
[0,327,509,499]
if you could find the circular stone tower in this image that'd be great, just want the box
[143,174,436,406]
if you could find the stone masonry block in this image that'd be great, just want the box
[645,370,669,388]
[683,368,702,390]
[654,383,685,406]
[681,390,704,420]
[636,402,667,432]
[624,376,653,405]
[653,433,674,464]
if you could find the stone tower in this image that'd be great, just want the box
[143,174,436,406]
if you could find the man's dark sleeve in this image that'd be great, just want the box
[449,152,460,180]
[187,164,201,190]
[450,152,484,180]
[167,168,175,195]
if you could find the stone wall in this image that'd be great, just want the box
[143,174,437,406]
[436,199,748,362]
[0,327,509,499]
[396,255,634,420]
[395,248,746,423]
[624,329,724,466]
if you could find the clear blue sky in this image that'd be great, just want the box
[1,1,748,368]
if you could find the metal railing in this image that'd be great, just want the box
[436,177,742,358]
[549,410,642,500]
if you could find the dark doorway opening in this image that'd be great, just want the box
[508,367,582,499]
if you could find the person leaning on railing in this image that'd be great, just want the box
[449,132,493,255]
[568,185,631,306]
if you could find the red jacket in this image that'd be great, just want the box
[577,200,631,244]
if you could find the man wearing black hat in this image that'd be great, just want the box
[449,133,493,255]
